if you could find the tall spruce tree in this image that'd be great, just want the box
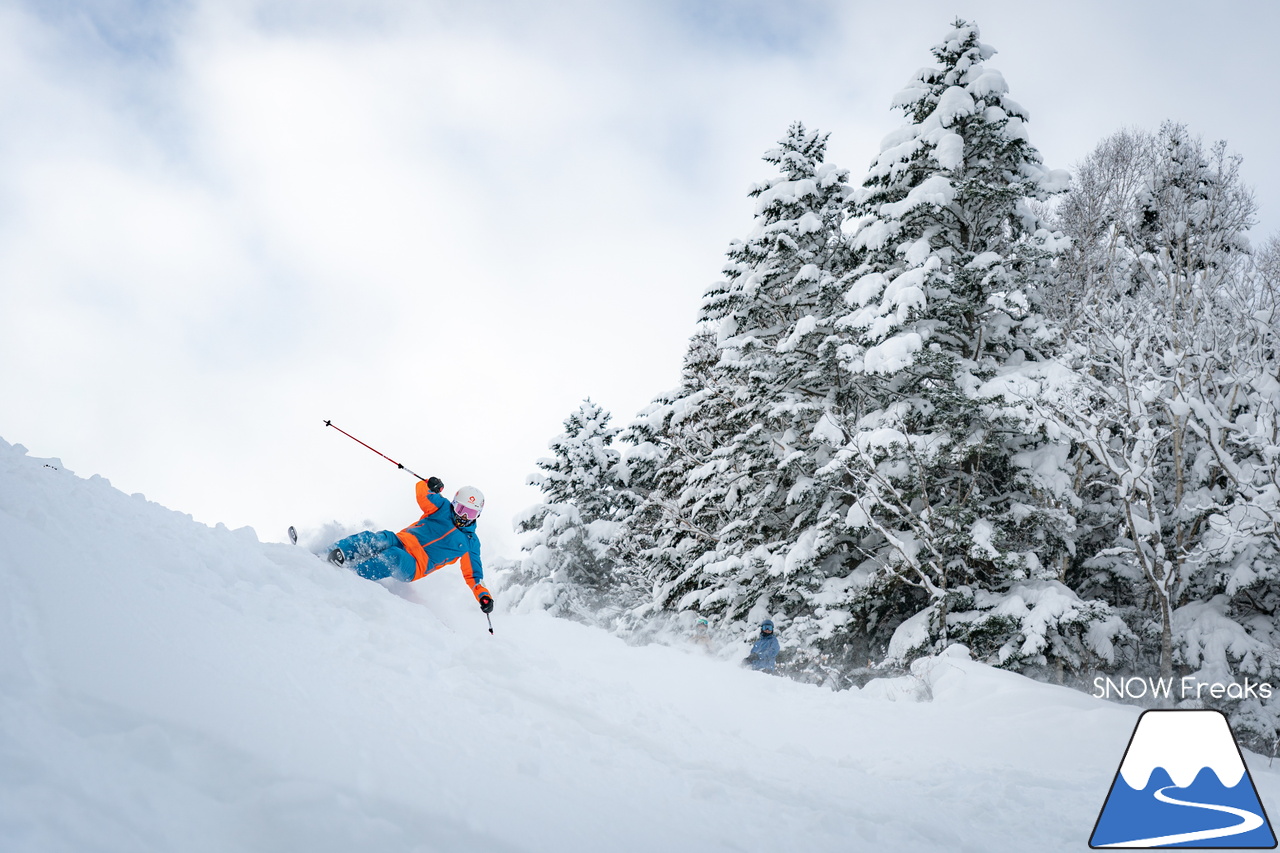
[623,122,855,647]
[816,20,1123,675]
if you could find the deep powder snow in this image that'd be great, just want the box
[2,438,1275,852]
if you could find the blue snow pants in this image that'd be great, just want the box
[330,530,417,582]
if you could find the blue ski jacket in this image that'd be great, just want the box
[747,634,780,671]
[395,480,489,602]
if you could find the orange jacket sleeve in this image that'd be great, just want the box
[415,479,442,516]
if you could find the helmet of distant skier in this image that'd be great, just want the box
[760,619,774,635]
[452,486,485,528]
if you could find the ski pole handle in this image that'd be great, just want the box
[324,420,428,481]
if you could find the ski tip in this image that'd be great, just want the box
[287,525,297,545]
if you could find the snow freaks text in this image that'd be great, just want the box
[1092,677,1275,702]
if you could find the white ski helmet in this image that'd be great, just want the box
[451,486,485,525]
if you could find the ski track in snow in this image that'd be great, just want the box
[3,438,1279,852]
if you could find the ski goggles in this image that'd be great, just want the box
[452,501,481,522]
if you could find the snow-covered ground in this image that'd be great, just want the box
[2,437,1275,852]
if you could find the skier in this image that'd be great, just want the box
[692,616,713,651]
[743,619,780,672]
[327,477,495,614]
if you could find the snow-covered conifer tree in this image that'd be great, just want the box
[624,123,855,652]
[816,20,1124,676]
[506,400,638,622]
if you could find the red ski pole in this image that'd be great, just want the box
[324,420,427,481]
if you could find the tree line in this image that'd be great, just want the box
[502,20,1280,750]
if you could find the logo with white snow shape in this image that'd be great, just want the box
[1091,709,1276,848]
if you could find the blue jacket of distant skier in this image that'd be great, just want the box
[747,633,780,672]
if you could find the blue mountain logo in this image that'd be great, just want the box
[1091,709,1276,848]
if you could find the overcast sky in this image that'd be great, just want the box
[3,0,1278,561]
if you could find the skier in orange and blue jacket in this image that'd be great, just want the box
[327,478,494,613]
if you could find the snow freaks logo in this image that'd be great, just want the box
[1089,710,1277,848]
[1092,676,1274,702]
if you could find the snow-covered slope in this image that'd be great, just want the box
[2,437,1274,852]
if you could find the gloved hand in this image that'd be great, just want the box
[427,476,444,494]
[479,593,495,614]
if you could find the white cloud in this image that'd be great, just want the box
[2,0,1277,564]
